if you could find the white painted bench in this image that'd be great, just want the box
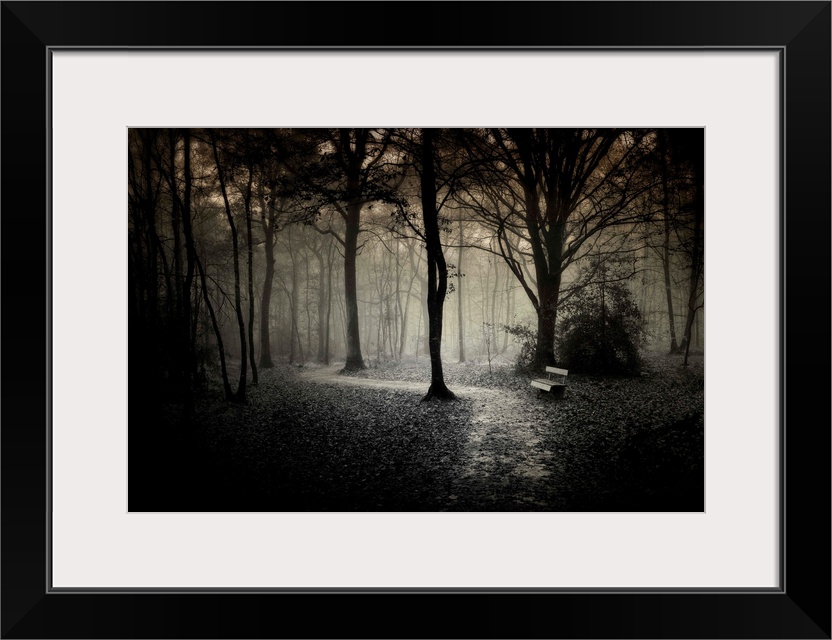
[531,366,568,397]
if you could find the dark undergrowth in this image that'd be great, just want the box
[130,366,473,511]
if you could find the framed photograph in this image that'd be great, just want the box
[3,1,829,638]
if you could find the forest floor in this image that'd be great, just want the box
[133,353,704,512]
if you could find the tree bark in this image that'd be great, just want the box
[530,213,562,371]
[244,170,258,386]
[399,270,418,359]
[292,249,304,365]
[659,131,680,353]
[420,129,455,401]
[324,239,335,365]
[535,290,558,369]
[167,131,184,370]
[180,129,197,412]
[315,244,327,362]
[502,266,512,353]
[258,185,275,368]
[194,251,233,401]
[683,173,704,367]
[457,211,465,363]
[663,214,679,353]
[211,132,247,402]
[420,275,430,356]
[490,257,500,351]
[342,201,366,371]
[305,255,313,357]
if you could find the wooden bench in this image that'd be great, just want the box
[531,366,568,397]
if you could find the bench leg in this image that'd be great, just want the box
[537,387,565,401]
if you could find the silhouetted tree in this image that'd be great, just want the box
[419,129,456,400]
[290,128,403,372]
[458,128,656,369]
[668,129,705,366]
[209,130,248,402]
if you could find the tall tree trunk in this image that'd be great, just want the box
[420,129,455,401]
[659,132,680,353]
[342,202,366,371]
[457,211,465,363]
[683,175,704,367]
[535,293,557,369]
[316,246,327,362]
[296,267,305,365]
[399,273,417,358]
[288,243,304,365]
[376,301,383,365]
[663,215,679,353]
[523,180,564,370]
[258,185,275,368]
[141,131,159,353]
[180,129,197,414]
[414,295,423,359]
[396,249,406,358]
[167,131,184,365]
[401,242,421,357]
[533,275,561,369]
[502,268,512,353]
[388,250,398,361]
[211,133,247,402]
[287,280,296,365]
[420,275,430,355]
[305,255,313,357]
[139,131,169,403]
[244,171,258,386]
[490,257,500,350]
[334,271,348,355]
[324,240,335,365]
[194,251,233,401]
[387,296,395,360]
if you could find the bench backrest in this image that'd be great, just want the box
[546,366,568,376]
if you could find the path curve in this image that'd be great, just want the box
[300,366,555,508]
[300,365,498,397]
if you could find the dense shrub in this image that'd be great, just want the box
[557,271,645,376]
[502,322,537,374]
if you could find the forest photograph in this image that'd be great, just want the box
[128,127,704,512]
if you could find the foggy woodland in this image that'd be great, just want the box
[129,128,704,512]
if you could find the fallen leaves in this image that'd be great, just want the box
[139,353,703,512]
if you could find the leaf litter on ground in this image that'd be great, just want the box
[152,353,703,512]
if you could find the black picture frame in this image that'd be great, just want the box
[2,2,829,638]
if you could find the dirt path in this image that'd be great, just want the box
[300,366,555,508]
